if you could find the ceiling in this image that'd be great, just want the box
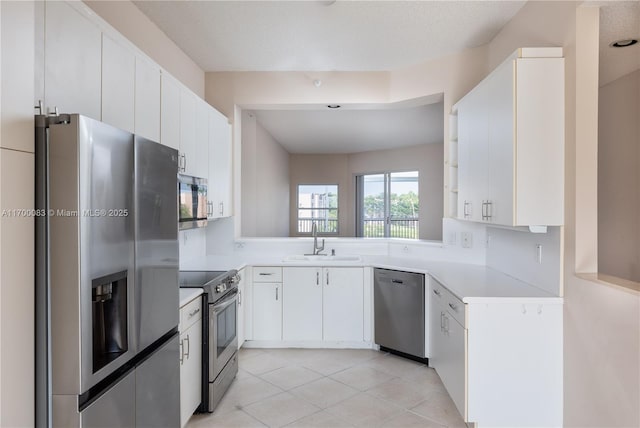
[599,1,640,86]
[133,1,526,72]
[252,102,444,154]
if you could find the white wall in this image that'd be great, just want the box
[288,153,351,237]
[287,144,443,240]
[598,69,640,282]
[0,2,35,426]
[241,111,290,237]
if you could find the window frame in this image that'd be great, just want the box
[356,170,420,239]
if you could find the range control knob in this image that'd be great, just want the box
[215,284,227,293]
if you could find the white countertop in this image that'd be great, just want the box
[179,288,203,308]
[182,254,561,304]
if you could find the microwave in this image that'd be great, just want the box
[178,174,208,230]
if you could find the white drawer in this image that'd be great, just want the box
[180,296,202,332]
[252,266,282,282]
[431,277,465,327]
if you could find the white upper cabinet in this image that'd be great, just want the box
[179,90,197,175]
[2,1,35,153]
[101,34,135,133]
[160,73,181,151]
[457,80,489,222]
[455,48,564,227]
[194,98,210,180]
[44,1,101,119]
[179,91,209,179]
[134,57,161,142]
[208,108,233,218]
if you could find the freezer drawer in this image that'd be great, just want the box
[80,371,135,428]
[136,334,180,428]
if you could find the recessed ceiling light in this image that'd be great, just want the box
[327,105,341,109]
[610,39,638,48]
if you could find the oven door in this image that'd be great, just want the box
[209,290,238,381]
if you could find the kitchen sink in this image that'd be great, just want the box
[282,255,362,262]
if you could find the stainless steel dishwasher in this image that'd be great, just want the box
[374,268,426,361]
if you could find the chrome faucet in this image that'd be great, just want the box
[311,222,325,255]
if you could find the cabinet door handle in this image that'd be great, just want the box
[443,314,449,334]
[326,270,329,285]
[486,200,492,220]
[316,271,320,285]
[440,311,445,331]
[238,290,242,305]
[185,334,190,359]
[219,202,224,216]
[259,272,272,276]
[183,154,187,172]
[433,289,442,297]
[448,302,459,312]
[463,201,470,218]
[275,286,278,301]
[188,308,200,318]
[179,340,184,364]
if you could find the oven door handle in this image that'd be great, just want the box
[212,289,238,313]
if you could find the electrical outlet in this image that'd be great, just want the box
[235,241,245,249]
[402,245,410,253]
[461,232,473,248]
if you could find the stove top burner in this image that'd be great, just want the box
[179,271,228,288]
[179,270,239,303]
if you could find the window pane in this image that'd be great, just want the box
[389,171,419,239]
[298,185,338,209]
[362,174,386,238]
[358,172,419,239]
[297,185,338,233]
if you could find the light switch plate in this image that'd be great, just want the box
[461,232,473,248]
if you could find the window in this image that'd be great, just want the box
[356,171,419,239]
[297,184,338,234]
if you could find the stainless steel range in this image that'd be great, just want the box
[179,270,240,412]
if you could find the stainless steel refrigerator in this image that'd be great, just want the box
[35,114,180,427]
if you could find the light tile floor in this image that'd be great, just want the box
[186,348,466,428]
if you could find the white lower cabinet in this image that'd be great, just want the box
[429,276,563,427]
[267,267,364,343]
[179,297,202,428]
[430,279,466,419]
[322,268,364,342]
[252,282,282,341]
[282,267,323,341]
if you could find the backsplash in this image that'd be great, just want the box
[486,226,562,296]
[179,228,208,269]
[202,214,561,296]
